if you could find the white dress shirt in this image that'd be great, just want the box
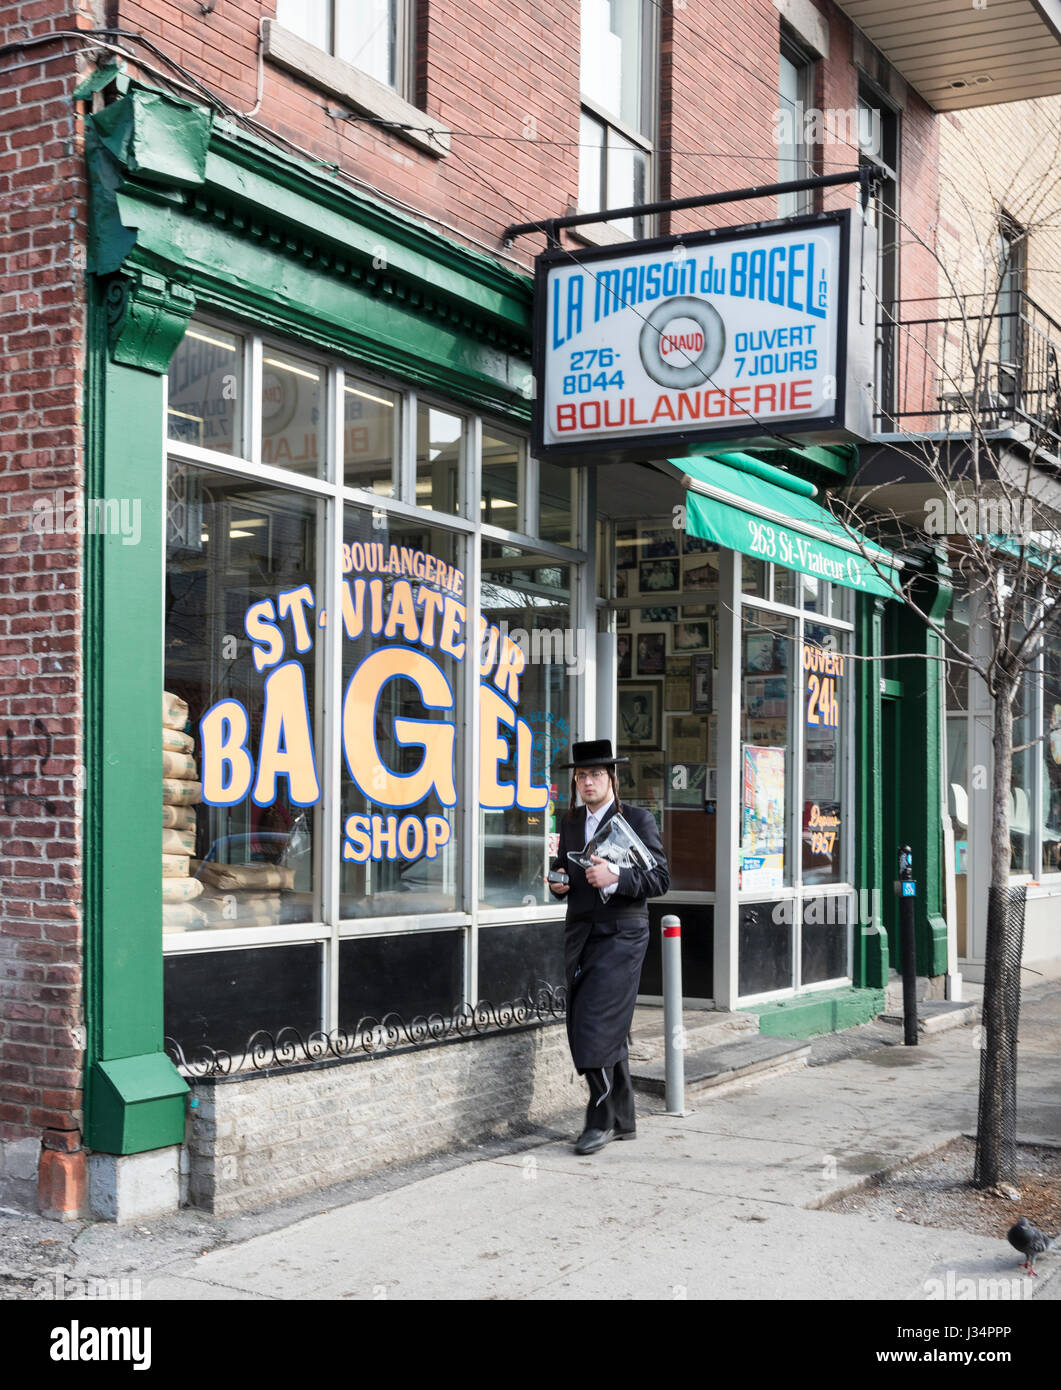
[584,796,620,899]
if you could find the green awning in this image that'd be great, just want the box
[675,452,900,600]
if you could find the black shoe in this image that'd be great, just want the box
[574,1127,615,1155]
[615,1127,637,1140]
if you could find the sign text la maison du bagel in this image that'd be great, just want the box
[533,212,860,459]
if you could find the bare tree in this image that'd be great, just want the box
[826,157,1061,1189]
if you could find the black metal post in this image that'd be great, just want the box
[897,845,918,1046]
[502,165,885,246]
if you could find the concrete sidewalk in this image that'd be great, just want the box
[4,979,1061,1301]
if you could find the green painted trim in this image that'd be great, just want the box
[892,551,952,978]
[87,1055,188,1155]
[83,81,534,417]
[855,594,889,989]
[741,986,886,1039]
[83,277,187,1155]
[105,268,196,373]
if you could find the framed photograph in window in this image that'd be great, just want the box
[636,631,666,675]
[618,684,661,749]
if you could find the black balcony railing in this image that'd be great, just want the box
[875,292,1061,445]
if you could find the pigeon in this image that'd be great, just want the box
[1007,1217,1057,1275]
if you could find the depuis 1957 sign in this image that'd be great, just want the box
[532,211,873,461]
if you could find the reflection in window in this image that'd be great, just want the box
[260,349,324,476]
[339,509,464,917]
[416,405,462,514]
[539,459,575,546]
[802,622,846,885]
[1044,636,1061,873]
[167,323,243,455]
[479,545,571,909]
[481,430,521,527]
[164,466,321,934]
[344,377,397,495]
[740,613,793,891]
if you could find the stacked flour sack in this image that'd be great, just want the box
[162,690,206,932]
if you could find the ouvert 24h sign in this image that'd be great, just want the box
[532,210,874,462]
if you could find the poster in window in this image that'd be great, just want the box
[741,745,786,891]
[665,762,708,809]
[667,714,709,764]
[664,656,692,710]
[692,656,713,713]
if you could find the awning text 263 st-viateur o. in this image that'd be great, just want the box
[675,452,900,599]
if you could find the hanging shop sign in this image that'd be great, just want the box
[197,545,549,865]
[533,210,874,462]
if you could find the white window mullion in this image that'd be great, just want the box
[248,335,263,467]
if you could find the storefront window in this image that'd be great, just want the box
[740,612,794,892]
[612,518,719,893]
[163,467,321,935]
[801,622,847,885]
[1043,639,1061,874]
[344,376,398,495]
[416,404,462,514]
[167,322,244,455]
[479,545,572,909]
[481,430,521,528]
[339,509,464,918]
[1011,662,1034,874]
[539,458,575,546]
[260,348,325,476]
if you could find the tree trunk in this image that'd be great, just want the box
[975,681,1017,1187]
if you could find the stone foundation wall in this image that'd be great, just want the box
[184,1021,583,1215]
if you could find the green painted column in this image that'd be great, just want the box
[855,593,889,988]
[83,271,193,1154]
[892,551,952,978]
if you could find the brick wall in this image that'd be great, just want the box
[0,2,91,1179]
[939,97,1061,323]
[185,1022,584,1215]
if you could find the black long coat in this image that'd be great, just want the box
[550,801,670,1072]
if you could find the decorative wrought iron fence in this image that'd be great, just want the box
[165,983,567,1077]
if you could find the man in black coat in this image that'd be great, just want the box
[548,739,670,1154]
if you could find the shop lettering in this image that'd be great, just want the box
[729,242,828,319]
[199,551,548,863]
[807,804,840,855]
[556,379,815,433]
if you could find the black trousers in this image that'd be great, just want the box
[583,1055,636,1134]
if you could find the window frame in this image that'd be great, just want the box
[162,316,589,1019]
[274,0,414,97]
[577,0,659,241]
[777,27,816,219]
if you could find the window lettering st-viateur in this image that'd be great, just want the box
[199,541,549,866]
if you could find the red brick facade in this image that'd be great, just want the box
[0,0,941,1192]
[1,3,91,1154]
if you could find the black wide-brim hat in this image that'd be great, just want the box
[557,738,629,770]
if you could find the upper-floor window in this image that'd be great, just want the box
[579,0,656,238]
[777,32,814,218]
[275,0,413,96]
